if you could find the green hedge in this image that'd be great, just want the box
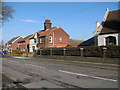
[83,47,102,57]
[36,46,120,58]
[106,46,120,58]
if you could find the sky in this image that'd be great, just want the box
[2,2,118,43]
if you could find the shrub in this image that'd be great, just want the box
[66,44,72,47]
[106,46,120,58]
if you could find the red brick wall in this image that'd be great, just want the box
[46,27,69,48]
[38,37,45,48]
[38,27,69,48]
[18,38,30,51]
[18,43,25,51]
[25,38,30,49]
[11,37,23,50]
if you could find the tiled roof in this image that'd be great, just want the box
[18,34,33,43]
[100,10,120,34]
[7,36,20,45]
[40,27,57,36]
[78,37,94,46]
[30,30,44,38]
[30,25,68,39]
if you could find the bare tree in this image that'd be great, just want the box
[0,1,15,24]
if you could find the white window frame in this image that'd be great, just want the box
[49,36,52,43]
[60,37,62,42]
[40,38,42,43]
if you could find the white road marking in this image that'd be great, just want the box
[25,63,46,69]
[13,57,25,59]
[59,70,117,82]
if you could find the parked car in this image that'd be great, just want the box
[1,51,7,55]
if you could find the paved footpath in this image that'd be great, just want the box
[1,56,119,89]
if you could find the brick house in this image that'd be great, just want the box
[6,36,23,51]
[29,19,69,52]
[18,34,33,52]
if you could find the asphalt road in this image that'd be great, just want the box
[1,56,119,89]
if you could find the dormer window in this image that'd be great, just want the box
[49,36,52,43]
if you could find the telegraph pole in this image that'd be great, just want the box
[6,32,8,52]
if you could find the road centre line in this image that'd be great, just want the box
[58,70,117,82]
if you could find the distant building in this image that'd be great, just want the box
[29,19,69,52]
[6,36,23,51]
[78,8,120,46]
[18,34,33,52]
[70,39,83,47]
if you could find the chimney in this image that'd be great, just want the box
[44,19,52,30]
[96,21,100,29]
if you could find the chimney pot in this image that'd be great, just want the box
[45,19,51,23]
[44,19,52,30]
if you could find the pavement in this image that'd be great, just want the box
[1,56,119,89]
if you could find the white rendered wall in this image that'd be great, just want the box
[98,33,119,46]
[29,33,38,52]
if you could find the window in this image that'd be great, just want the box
[40,38,42,43]
[106,36,116,45]
[32,46,35,52]
[34,38,36,43]
[49,36,52,43]
[60,37,62,42]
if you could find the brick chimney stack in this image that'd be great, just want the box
[44,19,52,30]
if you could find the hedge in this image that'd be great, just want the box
[36,46,120,58]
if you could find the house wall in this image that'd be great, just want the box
[18,42,25,52]
[98,33,119,46]
[25,38,30,49]
[38,37,45,48]
[46,27,69,48]
[94,36,98,46]
[11,37,23,50]
[118,32,120,46]
[29,33,38,52]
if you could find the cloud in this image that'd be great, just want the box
[21,19,36,22]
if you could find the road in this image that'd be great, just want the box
[2,56,119,89]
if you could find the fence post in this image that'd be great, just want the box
[102,47,107,58]
[63,48,66,56]
[50,49,52,56]
[40,49,42,56]
[80,48,84,57]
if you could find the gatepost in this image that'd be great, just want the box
[40,49,42,56]
[80,48,84,57]
[63,48,66,56]
[102,47,107,58]
[50,49,52,56]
